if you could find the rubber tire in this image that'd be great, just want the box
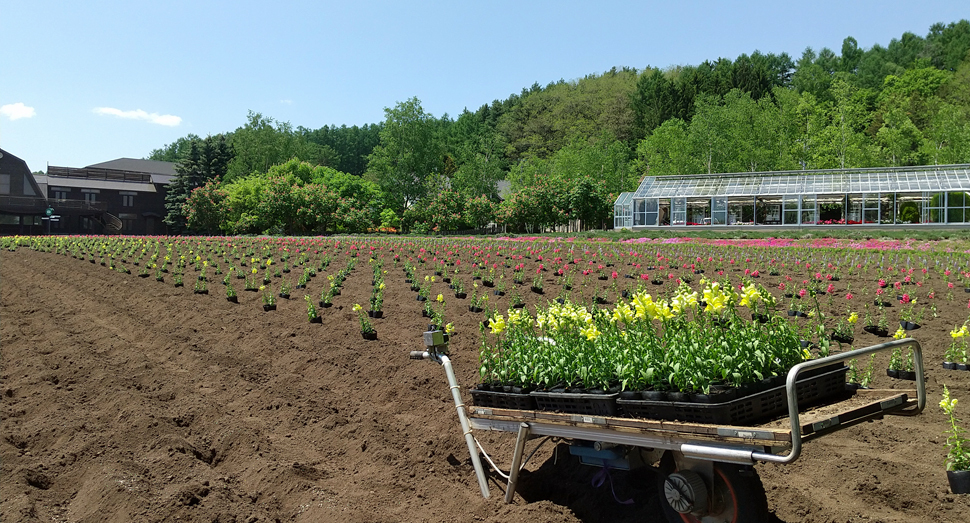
[657,456,769,523]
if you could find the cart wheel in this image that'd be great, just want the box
[657,457,769,523]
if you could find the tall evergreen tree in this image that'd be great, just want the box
[164,135,233,234]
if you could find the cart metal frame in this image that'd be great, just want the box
[470,339,924,503]
[413,336,925,520]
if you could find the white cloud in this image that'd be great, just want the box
[0,102,36,120]
[280,99,293,105]
[93,107,181,126]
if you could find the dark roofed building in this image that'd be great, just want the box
[43,158,176,235]
[0,148,49,235]
[86,158,177,185]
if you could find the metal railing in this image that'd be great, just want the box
[47,198,107,212]
[0,195,48,212]
[47,165,154,183]
[751,338,925,464]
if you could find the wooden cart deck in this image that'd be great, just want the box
[469,389,917,450]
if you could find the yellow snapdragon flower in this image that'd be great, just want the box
[631,291,657,320]
[489,314,506,334]
[580,324,601,341]
[507,308,528,327]
[612,302,635,324]
[738,284,760,308]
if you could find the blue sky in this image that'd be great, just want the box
[1,0,966,173]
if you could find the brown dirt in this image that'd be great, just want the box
[2,243,969,523]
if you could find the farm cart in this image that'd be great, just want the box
[410,334,926,523]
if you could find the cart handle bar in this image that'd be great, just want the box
[751,338,925,465]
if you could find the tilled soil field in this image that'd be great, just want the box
[2,242,969,522]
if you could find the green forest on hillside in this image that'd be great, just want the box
[149,21,970,235]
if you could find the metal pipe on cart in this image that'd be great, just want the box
[410,350,490,499]
[751,337,925,464]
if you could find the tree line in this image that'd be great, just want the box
[152,20,970,235]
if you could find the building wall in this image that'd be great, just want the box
[0,149,48,235]
[45,183,169,235]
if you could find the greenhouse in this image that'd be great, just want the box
[614,164,970,229]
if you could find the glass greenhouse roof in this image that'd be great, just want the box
[613,192,633,206]
[630,165,970,199]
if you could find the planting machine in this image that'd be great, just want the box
[410,333,926,522]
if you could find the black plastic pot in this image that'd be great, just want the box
[886,369,900,378]
[947,470,970,494]
[263,304,276,312]
[689,388,738,404]
[309,316,323,324]
[641,390,667,401]
[361,331,377,340]
[368,310,383,319]
[618,390,640,400]
[897,370,917,381]
[319,301,332,308]
[943,362,957,370]
[831,333,854,344]
[667,391,690,402]
[226,296,238,303]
